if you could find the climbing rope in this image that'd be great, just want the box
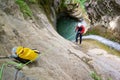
[66,33,75,40]
[0,58,37,80]
[14,70,19,80]
[0,47,53,80]
[0,63,6,80]
[0,61,23,80]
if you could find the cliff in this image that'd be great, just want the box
[85,0,120,42]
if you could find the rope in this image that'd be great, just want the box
[16,48,49,69]
[66,34,75,40]
[0,35,65,78]
[0,34,77,80]
[0,63,6,80]
[14,70,19,80]
[0,58,37,80]
[0,46,54,80]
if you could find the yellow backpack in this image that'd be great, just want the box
[16,46,39,61]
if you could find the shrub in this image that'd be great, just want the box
[16,0,33,18]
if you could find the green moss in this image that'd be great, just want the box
[90,71,101,80]
[29,0,36,3]
[38,0,53,20]
[107,78,112,80]
[90,71,113,80]
[16,0,33,18]
[72,0,86,10]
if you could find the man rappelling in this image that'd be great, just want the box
[75,19,85,44]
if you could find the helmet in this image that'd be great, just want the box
[78,23,82,27]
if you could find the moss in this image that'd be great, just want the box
[59,0,67,11]
[90,71,101,80]
[16,0,33,18]
[90,71,112,80]
[29,0,36,3]
[107,78,112,80]
[38,0,53,21]
[90,71,113,80]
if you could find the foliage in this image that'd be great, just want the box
[60,0,67,9]
[38,0,53,13]
[70,0,86,9]
[90,71,101,80]
[29,0,36,3]
[16,0,33,18]
[59,0,87,12]
[90,71,113,80]
[79,0,86,8]
[66,0,87,13]
[58,0,70,12]
[107,78,112,80]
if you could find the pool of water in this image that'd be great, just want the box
[57,17,77,41]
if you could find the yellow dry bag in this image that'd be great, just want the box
[16,46,39,61]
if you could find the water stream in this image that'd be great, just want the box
[83,35,120,51]
[57,16,120,51]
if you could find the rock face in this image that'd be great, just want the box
[85,0,120,39]
[66,3,82,19]
[0,0,92,80]
[0,0,120,80]
[109,16,120,38]
[65,3,90,25]
[85,0,120,25]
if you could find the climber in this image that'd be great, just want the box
[75,22,85,44]
[10,46,40,63]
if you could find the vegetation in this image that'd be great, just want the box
[16,0,33,18]
[69,0,86,10]
[90,71,101,80]
[90,71,113,80]
[59,0,67,12]
[107,78,112,80]
[57,0,87,12]
[37,0,54,24]
[29,0,36,3]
